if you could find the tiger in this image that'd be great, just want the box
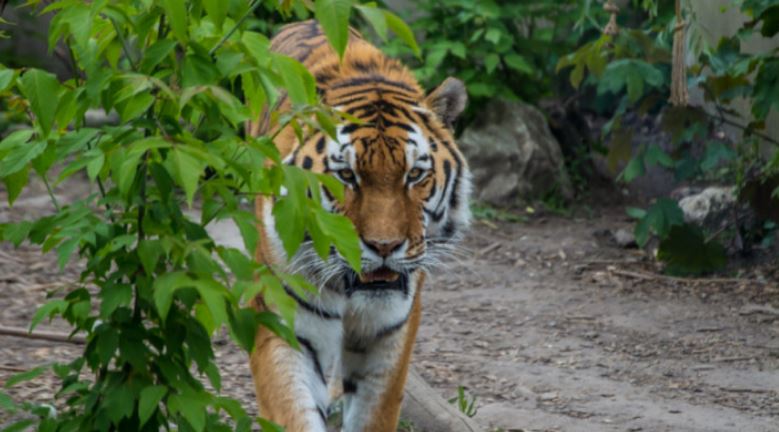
[246,19,471,432]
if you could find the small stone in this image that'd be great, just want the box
[613,228,637,248]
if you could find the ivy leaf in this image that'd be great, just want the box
[315,0,352,59]
[18,69,61,137]
[138,385,167,427]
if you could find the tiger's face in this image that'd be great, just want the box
[284,77,471,293]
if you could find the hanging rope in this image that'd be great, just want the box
[603,0,620,36]
[670,0,689,106]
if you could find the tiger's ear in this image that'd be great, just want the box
[424,77,467,128]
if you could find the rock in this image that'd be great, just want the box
[458,100,573,206]
[613,228,637,248]
[677,186,737,227]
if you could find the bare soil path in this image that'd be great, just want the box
[1,179,778,431]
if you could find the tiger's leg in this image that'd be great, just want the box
[340,272,424,432]
[249,292,344,432]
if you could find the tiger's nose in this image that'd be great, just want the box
[363,238,405,258]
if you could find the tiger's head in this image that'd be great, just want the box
[279,48,471,294]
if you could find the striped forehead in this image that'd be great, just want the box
[326,123,432,170]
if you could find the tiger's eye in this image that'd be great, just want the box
[338,169,356,182]
[407,168,426,182]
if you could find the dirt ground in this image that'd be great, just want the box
[1,179,778,432]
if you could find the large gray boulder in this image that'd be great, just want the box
[458,100,573,206]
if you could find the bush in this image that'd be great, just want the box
[380,0,605,123]
[558,0,779,274]
[0,0,415,430]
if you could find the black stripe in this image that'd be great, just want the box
[330,76,417,92]
[330,85,417,103]
[297,336,326,384]
[317,406,327,423]
[376,313,411,339]
[343,379,357,394]
[284,285,341,319]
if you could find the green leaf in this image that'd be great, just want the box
[644,144,674,168]
[4,365,48,388]
[182,53,221,87]
[257,418,285,432]
[227,307,258,352]
[194,278,229,329]
[169,393,207,432]
[598,59,664,103]
[634,198,685,246]
[621,154,645,183]
[138,239,163,275]
[658,224,727,275]
[260,274,297,329]
[141,39,177,73]
[153,271,195,321]
[218,248,256,280]
[484,53,500,74]
[0,69,16,91]
[0,390,15,411]
[0,140,47,178]
[86,150,105,180]
[118,92,155,122]
[315,0,352,59]
[168,147,204,207]
[384,10,420,57]
[161,0,188,43]
[3,164,29,207]
[203,0,228,29]
[752,58,779,120]
[272,55,317,106]
[104,383,134,423]
[314,208,361,271]
[1,419,35,432]
[485,27,502,44]
[504,53,534,75]
[30,299,69,331]
[626,207,647,219]
[99,284,132,318]
[138,385,167,427]
[18,69,61,137]
[356,4,387,40]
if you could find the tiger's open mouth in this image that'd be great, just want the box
[345,267,409,295]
